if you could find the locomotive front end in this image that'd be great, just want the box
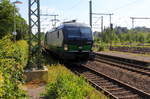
[63,25,93,60]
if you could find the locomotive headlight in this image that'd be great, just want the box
[64,44,68,51]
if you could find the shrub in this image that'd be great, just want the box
[42,65,108,99]
[0,35,28,98]
[43,74,92,99]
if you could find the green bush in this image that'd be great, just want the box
[43,73,93,99]
[0,35,28,98]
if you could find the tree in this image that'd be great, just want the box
[146,34,150,43]
[101,28,112,43]
[0,0,14,38]
[0,0,28,40]
[137,32,146,43]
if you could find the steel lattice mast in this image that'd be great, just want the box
[27,0,43,69]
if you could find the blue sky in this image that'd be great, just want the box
[12,0,150,32]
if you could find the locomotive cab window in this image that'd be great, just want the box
[66,27,80,38]
[80,27,92,39]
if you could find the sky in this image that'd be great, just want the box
[11,0,150,32]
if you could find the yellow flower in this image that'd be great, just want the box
[0,71,4,97]
[0,72,3,86]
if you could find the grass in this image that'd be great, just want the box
[42,64,109,99]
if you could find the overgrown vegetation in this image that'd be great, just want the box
[0,35,28,98]
[42,65,108,99]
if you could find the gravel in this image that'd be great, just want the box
[85,60,150,93]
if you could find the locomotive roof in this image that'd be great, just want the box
[47,22,90,33]
[63,22,90,27]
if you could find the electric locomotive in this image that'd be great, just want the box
[44,20,93,61]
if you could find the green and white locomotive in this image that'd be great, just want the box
[44,20,93,61]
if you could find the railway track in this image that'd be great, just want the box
[94,53,150,77]
[94,52,150,66]
[68,63,150,99]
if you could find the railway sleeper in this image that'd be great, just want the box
[87,76,104,79]
[84,74,96,79]
[114,91,136,97]
[89,76,105,80]
[94,80,108,83]
[98,82,114,86]
[118,94,139,99]
[102,85,119,89]
[96,78,106,80]
[92,78,106,81]
[86,76,98,80]
[83,74,106,80]
[142,71,150,74]
[83,75,97,78]
[96,80,112,84]
[83,72,94,75]
[84,76,103,81]
[112,90,131,95]
[107,87,125,92]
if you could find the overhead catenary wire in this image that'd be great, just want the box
[68,0,83,10]
[111,0,142,12]
[130,17,150,28]
[94,17,101,24]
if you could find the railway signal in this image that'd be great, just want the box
[110,23,113,30]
